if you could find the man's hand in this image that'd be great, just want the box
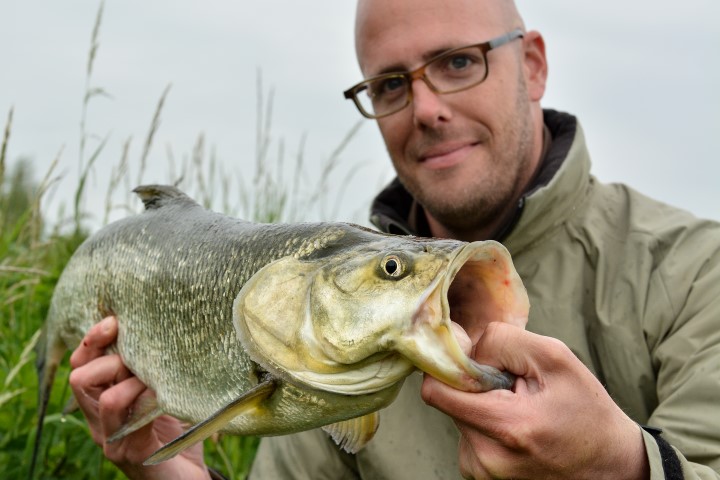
[422,322,649,480]
[68,316,211,480]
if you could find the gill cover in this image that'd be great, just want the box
[233,254,417,395]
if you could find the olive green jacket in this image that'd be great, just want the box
[250,111,720,479]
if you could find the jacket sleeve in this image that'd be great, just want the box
[641,428,719,480]
[645,221,720,479]
[249,429,359,480]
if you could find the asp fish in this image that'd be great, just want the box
[32,184,529,472]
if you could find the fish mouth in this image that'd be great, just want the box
[397,241,527,392]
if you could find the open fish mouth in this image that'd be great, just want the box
[397,240,529,392]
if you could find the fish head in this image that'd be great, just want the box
[308,238,450,360]
[234,230,529,397]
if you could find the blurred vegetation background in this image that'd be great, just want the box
[0,3,360,478]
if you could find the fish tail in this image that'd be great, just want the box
[29,322,65,480]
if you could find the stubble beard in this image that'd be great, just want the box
[398,77,535,235]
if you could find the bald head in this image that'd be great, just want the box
[348,0,548,241]
[354,0,526,75]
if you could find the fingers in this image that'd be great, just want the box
[421,373,514,428]
[423,322,650,479]
[421,322,557,425]
[70,316,118,369]
[68,354,137,442]
[70,354,134,391]
[64,317,212,477]
[68,316,143,447]
[69,354,134,410]
[450,320,473,356]
[468,321,576,382]
[457,431,497,480]
[469,321,537,375]
[98,377,148,438]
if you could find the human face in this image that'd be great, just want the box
[355,0,547,237]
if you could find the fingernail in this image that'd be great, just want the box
[100,316,114,333]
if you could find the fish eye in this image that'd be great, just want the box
[381,255,404,278]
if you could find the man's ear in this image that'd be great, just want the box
[522,30,548,102]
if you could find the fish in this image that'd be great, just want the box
[31,184,529,474]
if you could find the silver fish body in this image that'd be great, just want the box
[33,184,529,469]
[46,193,394,431]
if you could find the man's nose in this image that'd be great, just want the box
[411,78,452,128]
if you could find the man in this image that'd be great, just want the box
[69,0,720,478]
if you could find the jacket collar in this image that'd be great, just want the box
[503,110,590,253]
[369,110,591,252]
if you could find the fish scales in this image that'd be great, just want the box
[49,197,370,423]
[33,184,530,471]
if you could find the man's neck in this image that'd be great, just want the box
[425,203,519,242]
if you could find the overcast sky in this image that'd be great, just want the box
[1,1,719,229]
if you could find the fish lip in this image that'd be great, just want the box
[412,242,472,327]
[406,242,512,392]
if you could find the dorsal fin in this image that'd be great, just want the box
[132,184,197,210]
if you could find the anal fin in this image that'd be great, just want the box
[143,378,276,465]
[322,411,379,454]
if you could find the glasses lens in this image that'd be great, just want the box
[347,43,493,118]
[354,74,409,118]
[425,46,488,93]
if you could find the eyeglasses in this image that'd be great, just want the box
[343,29,524,119]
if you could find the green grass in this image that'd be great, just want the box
[1,118,101,477]
[0,204,259,479]
[0,2,360,479]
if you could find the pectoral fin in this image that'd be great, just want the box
[143,378,276,465]
[321,412,379,454]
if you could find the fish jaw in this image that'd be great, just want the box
[395,241,528,392]
[396,284,514,392]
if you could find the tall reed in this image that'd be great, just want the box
[1,1,362,478]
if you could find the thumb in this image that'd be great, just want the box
[471,321,553,378]
[421,323,548,424]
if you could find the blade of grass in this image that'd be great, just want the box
[74,134,108,233]
[5,329,41,388]
[79,0,106,178]
[0,107,12,188]
[103,137,131,225]
[137,83,172,186]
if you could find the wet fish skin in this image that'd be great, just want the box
[40,186,405,432]
[32,184,529,471]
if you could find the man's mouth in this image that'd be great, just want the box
[418,142,479,169]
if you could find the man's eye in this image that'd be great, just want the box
[371,77,406,97]
[384,77,405,92]
[446,54,474,71]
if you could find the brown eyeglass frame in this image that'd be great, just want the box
[343,29,525,119]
